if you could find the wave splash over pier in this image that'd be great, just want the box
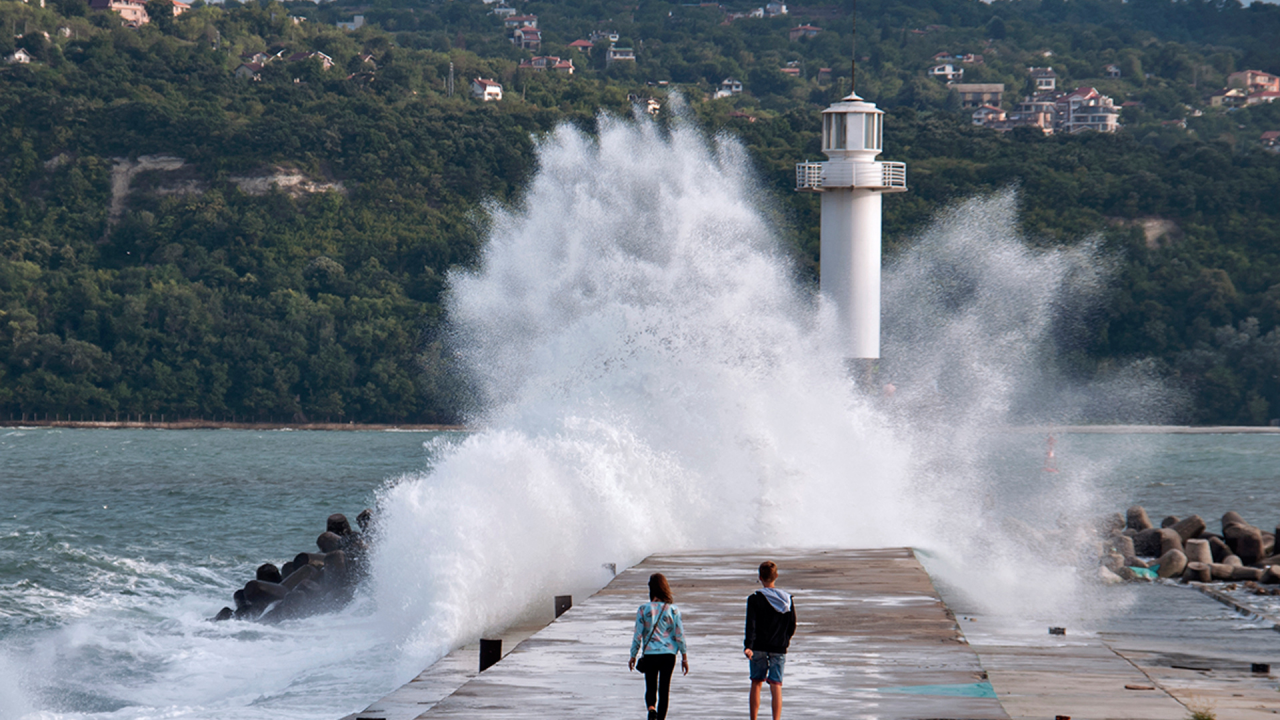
[373,111,1164,677]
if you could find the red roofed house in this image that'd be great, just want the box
[471,77,503,101]
[235,62,264,80]
[1247,91,1280,105]
[971,105,1006,126]
[568,39,594,55]
[1261,131,1280,150]
[1228,70,1280,94]
[789,24,821,41]
[512,26,542,50]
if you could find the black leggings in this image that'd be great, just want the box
[642,653,676,720]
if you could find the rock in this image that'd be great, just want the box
[1262,567,1280,585]
[1099,513,1125,535]
[357,508,374,531]
[1133,528,1163,556]
[1184,538,1212,565]
[327,513,353,536]
[1103,552,1125,572]
[1161,515,1180,528]
[1127,557,1151,569]
[1182,561,1212,583]
[317,531,343,553]
[1097,566,1124,585]
[1170,515,1207,542]
[1265,532,1276,558]
[280,560,296,578]
[1159,527,1183,555]
[256,563,283,583]
[1209,536,1232,563]
[1225,554,1244,567]
[1116,566,1143,581]
[1126,506,1154,531]
[1210,563,1234,580]
[1231,566,1266,581]
[323,550,349,586]
[1156,549,1188,579]
[211,606,234,622]
[233,589,248,612]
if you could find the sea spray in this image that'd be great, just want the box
[370,115,1142,668]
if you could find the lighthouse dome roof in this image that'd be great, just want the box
[821,92,883,116]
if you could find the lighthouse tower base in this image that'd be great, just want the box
[820,188,883,359]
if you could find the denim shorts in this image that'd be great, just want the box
[749,651,786,685]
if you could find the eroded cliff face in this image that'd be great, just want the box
[107,155,345,226]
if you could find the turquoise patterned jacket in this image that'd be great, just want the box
[631,601,687,657]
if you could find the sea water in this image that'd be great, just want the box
[4,110,1276,718]
[4,429,1280,718]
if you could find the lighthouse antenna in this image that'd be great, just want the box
[851,0,856,94]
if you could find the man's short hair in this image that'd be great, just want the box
[758,561,778,582]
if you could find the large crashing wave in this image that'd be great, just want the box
[371,112,1167,673]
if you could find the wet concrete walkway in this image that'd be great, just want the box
[350,548,1006,720]
[347,549,1280,720]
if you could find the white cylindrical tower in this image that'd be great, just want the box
[797,92,906,359]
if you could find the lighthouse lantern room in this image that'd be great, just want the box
[797,92,906,360]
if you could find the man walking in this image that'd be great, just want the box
[743,561,796,720]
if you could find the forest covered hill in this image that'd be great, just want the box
[2,0,1280,424]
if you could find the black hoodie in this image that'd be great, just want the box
[744,589,796,654]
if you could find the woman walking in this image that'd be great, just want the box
[628,573,689,720]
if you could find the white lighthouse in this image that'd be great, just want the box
[797,92,906,359]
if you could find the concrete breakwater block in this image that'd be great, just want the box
[1102,506,1280,587]
[210,509,373,623]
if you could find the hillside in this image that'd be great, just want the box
[2,0,1280,424]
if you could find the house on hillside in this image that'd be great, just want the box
[1058,87,1119,133]
[765,2,788,17]
[471,78,502,101]
[491,5,516,18]
[1248,91,1280,105]
[89,0,187,26]
[336,15,364,31]
[972,105,1006,126]
[512,27,542,50]
[568,39,594,55]
[287,51,334,71]
[606,45,635,65]
[1029,66,1057,92]
[1261,131,1280,151]
[952,83,1004,108]
[928,63,963,82]
[1228,70,1280,94]
[519,56,574,73]
[1011,95,1058,133]
[715,78,743,98]
[816,67,831,84]
[6,48,34,64]
[960,53,983,65]
[504,15,538,29]
[1210,87,1248,107]
[788,24,821,41]
[1105,64,1121,78]
[590,30,620,44]
[235,62,264,80]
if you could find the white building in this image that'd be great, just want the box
[928,63,963,82]
[715,78,743,98]
[6,48,34,64]
[337,15,364,31]
[471,78,503,101]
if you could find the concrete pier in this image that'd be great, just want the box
[350,548,1005,720]
[347,548,1280,720]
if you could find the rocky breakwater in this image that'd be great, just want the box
[1099,506,1280,585]
[210,510,373,622]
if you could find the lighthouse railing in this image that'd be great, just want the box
[796,162,824,191]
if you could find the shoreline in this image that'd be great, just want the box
[4,420,1280,433]
[0,419,466,432]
